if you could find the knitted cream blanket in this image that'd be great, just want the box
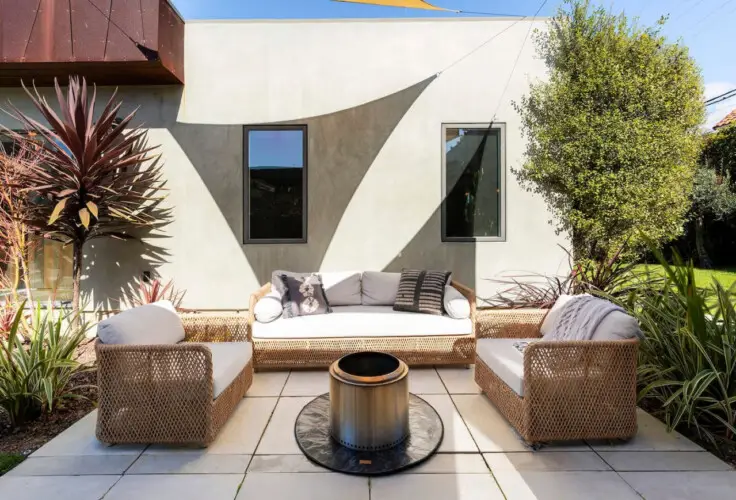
[545,295,624,341]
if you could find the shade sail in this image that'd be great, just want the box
[333,0,454,11]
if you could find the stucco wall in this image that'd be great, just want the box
[0,18,568,310]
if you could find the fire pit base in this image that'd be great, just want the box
[295,393,443,476]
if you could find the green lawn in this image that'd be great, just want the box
[636,265,736,290]
[0,453,24,475]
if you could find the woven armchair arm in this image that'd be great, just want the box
[96,341,215,403]
[476,309,546,339]
[523,339,638,407]
[181,315,249,343]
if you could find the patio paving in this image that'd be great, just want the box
[0,366,732,499]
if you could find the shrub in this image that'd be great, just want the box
[484,244,661,308]
[128,278,186,310]
[0,302,91,426]
[625,248,736,450]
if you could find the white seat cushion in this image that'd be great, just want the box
[251,305,472,339]
[97,301,184,345]
[193,342,253,398]
[476,338,537,397]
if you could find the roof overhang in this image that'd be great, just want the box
[0,0,184,87]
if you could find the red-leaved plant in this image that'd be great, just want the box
[128,278,186,311]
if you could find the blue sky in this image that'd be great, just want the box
[171,0,736,126]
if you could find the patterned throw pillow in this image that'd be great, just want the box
[393,269,452,315]
[279,273,332,319]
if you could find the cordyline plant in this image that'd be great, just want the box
[3,76,170,317]
[127,277,186,310]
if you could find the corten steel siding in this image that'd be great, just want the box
[0,0,183,86]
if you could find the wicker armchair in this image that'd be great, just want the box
[247,280,477,370]
[96,315,253,446]
[474,309,638,445]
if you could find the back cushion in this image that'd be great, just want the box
[539,294,578,336]
[97,301,184,345]
[320,271,362,306]
[591,311,642,341]
[271,270,361,306]
[362,271,400,306]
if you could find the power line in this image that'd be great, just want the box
[706,88,736,105]
[687,0,736,36]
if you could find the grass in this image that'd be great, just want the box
[0,453,24,475]
[636,265,736,290]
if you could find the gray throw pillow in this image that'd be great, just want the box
[393,269,452,315]
[279,273,332,318]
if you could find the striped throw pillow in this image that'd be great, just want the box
[393,269,451,315]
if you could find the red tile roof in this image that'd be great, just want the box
[714,108,736,129]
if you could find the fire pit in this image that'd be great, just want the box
[295,352,443,476]
[330,351,409,451]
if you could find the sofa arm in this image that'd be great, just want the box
[523,339,638,412]
[476,309,546,339]
[451,280,477,333]
[181,315,249,343]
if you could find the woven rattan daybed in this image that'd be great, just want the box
[247,276,476,370]
[474,308,639,445]
[96,309,253,446]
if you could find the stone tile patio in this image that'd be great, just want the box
[0,366,733,499]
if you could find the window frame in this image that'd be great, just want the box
[441,122,507,243]
[242,124,309,244]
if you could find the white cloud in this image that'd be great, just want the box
[704,81,736,130]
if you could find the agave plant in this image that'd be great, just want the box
[4,76,170,317]
[128,278,186,310]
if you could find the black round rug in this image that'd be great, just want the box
[294,393,443,476]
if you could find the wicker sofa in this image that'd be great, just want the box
[96,303,253,446]
[475,308,639,445]
[247,272,476,370]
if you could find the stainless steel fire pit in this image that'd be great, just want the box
[329,352,409,451]
[294,351,444,476]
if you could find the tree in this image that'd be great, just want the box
[4,77,170,317]
[513,0,705,261]
[692,125,736,268]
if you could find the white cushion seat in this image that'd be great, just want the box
[476,338,532,397]
[251,305,472,339]
[191,342,253,398]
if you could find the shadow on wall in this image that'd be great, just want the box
[172,75,478,289]
[84,230,172,311]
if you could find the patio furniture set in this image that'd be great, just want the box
[93,269,641,473]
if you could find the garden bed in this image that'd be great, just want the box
[0,370,97,472]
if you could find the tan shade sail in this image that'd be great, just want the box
[333,0,454,11]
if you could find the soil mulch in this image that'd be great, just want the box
[0,370,97,456]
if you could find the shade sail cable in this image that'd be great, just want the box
[332,0,527,16]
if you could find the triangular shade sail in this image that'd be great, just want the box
[333,0,453,11]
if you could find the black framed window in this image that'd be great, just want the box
[442,123,505,242]
[243,125,308,243]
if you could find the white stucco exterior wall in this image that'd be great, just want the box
[0,18,568,310]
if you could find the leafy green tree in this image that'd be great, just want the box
[692,125,736,268]
[514,0,705,260]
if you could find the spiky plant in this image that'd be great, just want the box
[128,278,186,310]
[4,77,170,317]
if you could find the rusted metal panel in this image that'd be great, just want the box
[157,0,183,82]
[0,0,183,85]
[24,0,74,62]
[1,0,41,62]
[70,0,109,62]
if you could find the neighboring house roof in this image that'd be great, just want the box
[714,108,736,129]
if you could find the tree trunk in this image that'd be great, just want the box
[72,241,84,324]
[695,216,713,269]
